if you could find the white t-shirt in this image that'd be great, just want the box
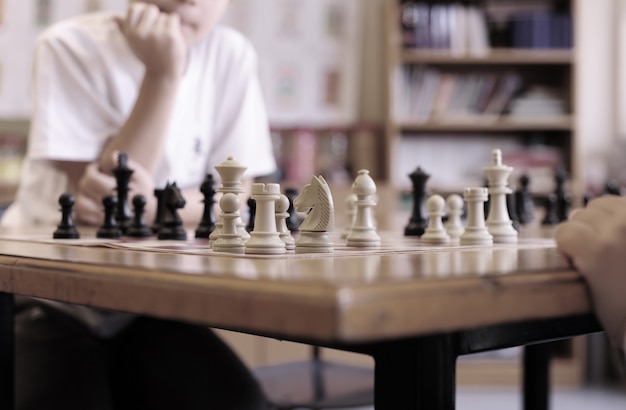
[3,12,276,336]
[3,11,276,226]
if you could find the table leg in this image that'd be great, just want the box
[523,343,551,410]
[372,335,457,409]
[0,292,14,410]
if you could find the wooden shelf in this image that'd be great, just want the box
[401,48,574,65]
[396,115,574,132]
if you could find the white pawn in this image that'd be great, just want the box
[213,193,245,254]
[483,149,518,243]
[422,194,450,244]
[445,194,465,241]
[341,193,358,239]
[275,194,295,251]
[460,187,493,246]
[347,170,381,247]
[246,183,286,254]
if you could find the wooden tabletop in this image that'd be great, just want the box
[0,225,590,345]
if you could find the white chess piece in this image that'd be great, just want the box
[445,194,465,241]
[422,194,450,244]
[245,183,286,254]
[213,193,245,254]
[341,193,358,239]
[347,170,381,247]
[294,175,334,253]
[275,194,295,251]
[483,149,518,243]
[212,157,250,248]
[460,187,493,246]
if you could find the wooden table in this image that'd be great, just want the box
[0,228,601,409]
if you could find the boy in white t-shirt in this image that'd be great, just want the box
[555,196,626,353]
[5,1,276,409]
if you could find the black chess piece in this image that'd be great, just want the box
[152,188,165,234]
[515,173,535,225]
[195,174,217,239]
[285,188,301,232]
[97,195,122,239]
[541,193,560,226]
[506,192,520,232]
[246,197,256,233]
[483,176,490,220]
[405,167,429,236]
[604,178,624,196]
[53,193,80,239]
[113,152,134,233]
[158,182,187,241]
[554,167,571,222]
[126,194,153,238]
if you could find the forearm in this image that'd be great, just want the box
[99,73,180,173]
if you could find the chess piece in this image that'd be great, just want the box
[213,193,245,254]
[506,192,521,232]
[246,197,256,233]
[97,195,122,239]
[53,193,80,239]
[444,194,464,241]
[554,166,571,222]
[210,157,249,247]
[195,174,217,239]
[541,193,560,226]
[294,176,335,253]
[112,152,134,233]
[460,187,493,246]
[483,149,517,243]
[126,194,153,238]
[604,178,624,196]
[275,194,295,251]
[341,193,358,239]
[285,188,302,232]
[347,170,381,247]
[245,183,286,254]
[157,182,187,240]
[422,194,450,244]
[405,167,429,236]
[152,188,165,234]
[515,173,535,225]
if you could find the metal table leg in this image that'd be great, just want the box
[0,292,14,410]
[523,343,551,410]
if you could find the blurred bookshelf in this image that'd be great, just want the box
[384,0,577,195]
[384,0,584,386]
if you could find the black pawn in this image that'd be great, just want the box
[246,197,256,233]
[53,193,80,239]
[113,152,134,233]
[152,188,165,234]
[97,195,122,239]
[515,173,535,225]
[554,167,571,222]
[541,193,560,226]
[405,167,429,236]
[195,174,217,239]
[126,194,153,238]
[285,188,301,232]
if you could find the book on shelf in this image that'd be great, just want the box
[399,1,490,55]
[394,67,527,122]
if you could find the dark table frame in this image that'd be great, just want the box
[0,291,601,410]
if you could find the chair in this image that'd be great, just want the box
[254,346,374,410]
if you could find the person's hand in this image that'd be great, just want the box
[75,161,117,226]
[114,2,187,79]
[554,196,626,346]
[76,153,156,226]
